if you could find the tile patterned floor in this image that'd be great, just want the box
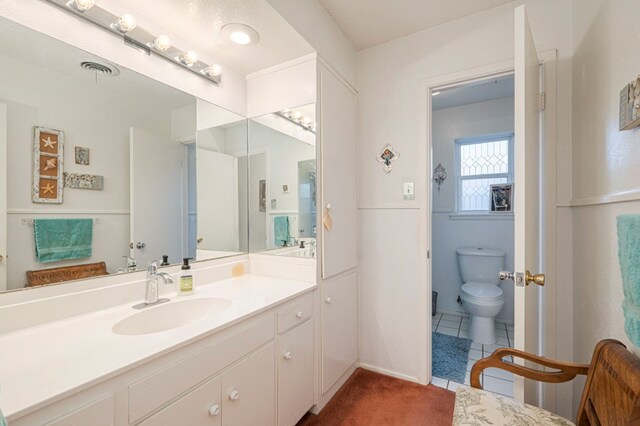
[431,312,515,398]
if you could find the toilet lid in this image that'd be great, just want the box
[461,282,503,300]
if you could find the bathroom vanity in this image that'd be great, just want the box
[0,1,359,424]
[0,260,316,425]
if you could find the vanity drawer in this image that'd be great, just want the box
[138,375,221,426]
[128,314,274,424]
[45,394,115,426]
[277,294,313,334]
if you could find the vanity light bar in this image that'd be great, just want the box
[44,0,223,85]
[277,110,317,133]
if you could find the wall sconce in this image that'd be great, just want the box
[44,0,223,85]
[433,163,447,192]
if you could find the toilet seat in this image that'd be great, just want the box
[461,282,503,302]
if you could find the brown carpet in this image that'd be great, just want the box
[297,368,456,426]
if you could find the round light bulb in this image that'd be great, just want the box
[301,117,312,127]
[71,0,94,11]
[203,64,223,77]
[292,111,302,121]
[117,14,137,32]
[153,35,172,52]
[180,50,198,66]
[229,31,251,45]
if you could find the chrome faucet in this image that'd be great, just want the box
[133,260,173,309]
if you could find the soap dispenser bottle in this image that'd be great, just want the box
[177,258,194,296]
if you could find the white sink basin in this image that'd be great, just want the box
[112,297,231,336]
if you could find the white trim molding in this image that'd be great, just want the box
[565,189,640,207]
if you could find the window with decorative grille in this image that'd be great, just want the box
[455,133,514,212]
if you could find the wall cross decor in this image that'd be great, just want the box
[376,144,399,174]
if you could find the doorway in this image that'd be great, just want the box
[429,74,516,398]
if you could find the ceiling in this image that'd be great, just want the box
[318,0,514,50]
[432,74,514,110]
[110,0,314,75]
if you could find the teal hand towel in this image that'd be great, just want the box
[617,214,640,346]
[34,218,93,263]
[274,216,290,246]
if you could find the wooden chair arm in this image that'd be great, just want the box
[470,347,590,389]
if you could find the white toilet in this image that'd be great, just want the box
[456,247,506,345]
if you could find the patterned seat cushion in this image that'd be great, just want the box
[453,386,575,426]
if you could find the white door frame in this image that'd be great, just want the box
[0,103,6,292]
[420,51,558,406]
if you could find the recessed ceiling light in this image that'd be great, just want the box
[221,23,260,46]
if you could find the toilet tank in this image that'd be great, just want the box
[456,247,506,285]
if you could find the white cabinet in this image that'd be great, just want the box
[46,394,115,426]
[318,63,358,280]
[221,342,276,426]
[139,376,221,426]
[11,291,315,426]
[139,342,277,426]
[321,272,358,394]
[277,319,314,426]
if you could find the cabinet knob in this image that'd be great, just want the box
[284,351,293,360]
[229,390,240,401]
[325,297,332,304]
[296,311,304,319]
[209,404,220,416]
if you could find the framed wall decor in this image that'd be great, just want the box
[64,173,104,190]
[33,126,64,204]
[74,146,90,165]
[490,183,513,213]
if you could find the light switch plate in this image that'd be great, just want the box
[403,182,415,200]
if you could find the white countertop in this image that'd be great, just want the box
[0,274,316,420]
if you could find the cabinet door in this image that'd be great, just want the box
[319,64,358,279]
[139,375,221,426]
[322,272,358,394]
[222,342,276,426]
[277,320,314,426]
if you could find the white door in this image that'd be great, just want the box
[196,149,239,258]
[512,5,544,404]
[248,153,267,252]
[319,64,358,279]
[0,103,6,291]
[130,127,183,268]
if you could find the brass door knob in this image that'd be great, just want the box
[197,237,204,243]
[525,270,545,286]
[0,254,4,261]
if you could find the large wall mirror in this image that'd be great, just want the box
[0,17,248,292]
[248,104,317,258]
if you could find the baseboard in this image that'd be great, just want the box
[435,309,514,326]
[310,361,359,414]
[358,363,425,385]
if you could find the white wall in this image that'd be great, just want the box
[432,97,515,322]
[266,0,357,89]
[0,53,182,289]
[356,1,573,416]
[570,0,640,412]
